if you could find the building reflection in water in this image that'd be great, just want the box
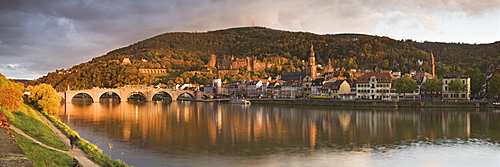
[60,100,500,156]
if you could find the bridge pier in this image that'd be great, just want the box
[195,91,202,101]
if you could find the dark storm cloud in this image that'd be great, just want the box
[0,0,498,79]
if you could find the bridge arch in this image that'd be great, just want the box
[152,91,173,101]
[97,91,122,101]
[174,91,195,101]
[71,92,95,103]
[126,91,147,101]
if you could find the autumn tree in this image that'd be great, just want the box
[0,85,24,111]
[27,84,61,115]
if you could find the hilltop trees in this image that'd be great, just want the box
[27,27,499,90]
[27,84,61,115]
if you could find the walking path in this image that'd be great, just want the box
[9,113,100,167]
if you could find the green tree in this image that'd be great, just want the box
[0,85,24,111]
[448,79,468,99]
[436,67,451,78]
[464,68,485,98]
[27,84,61,115]
[422,78,443,93]
[396,74,419,99]
[488,75,500,98]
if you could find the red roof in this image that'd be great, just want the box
[357,72,395,83]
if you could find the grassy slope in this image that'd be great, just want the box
[12,131,74,167]
[2,104,69,151]
[43,112,129,167]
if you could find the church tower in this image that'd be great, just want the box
[430,52,435,77]
[305,44,317,78]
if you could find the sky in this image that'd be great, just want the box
[1,0,499,79]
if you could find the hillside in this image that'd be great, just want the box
[28,26,499,91]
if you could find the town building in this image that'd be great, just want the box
[266,82,281,98]
[281,71,306,81]
[310,78,325,95]
[321,80,351,99]
[246,79,264,98]
[279,80,301,98]
[442,73,470,100]
[139,68,168,74]
[356,72,397,100]
[122,58,131,65]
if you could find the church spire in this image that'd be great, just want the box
[306,44,317,78]
[309,44,315,57]
[430,52,435,77]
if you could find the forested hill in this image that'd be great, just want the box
[29,26,500,91]
[406,41,500,72]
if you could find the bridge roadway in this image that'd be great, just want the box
[57,86,213,103]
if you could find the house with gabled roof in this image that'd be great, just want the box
[356,72,396,100]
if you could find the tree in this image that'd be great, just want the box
[488,75,500,98]
[396,74,418,99]
[27,84,61,115]
[464,68,485,98]
[436,67,451,78]
[448,79,468,99]
[0,85,24,111]
[422,78,443,94]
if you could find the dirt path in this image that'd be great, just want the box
[10,113,101,167]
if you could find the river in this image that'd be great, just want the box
[58,99,500,167]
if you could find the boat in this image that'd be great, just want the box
[230,98,251,105]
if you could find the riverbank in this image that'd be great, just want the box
[250,99,499,108]
[1,104,128,167]
[186,98,499,108]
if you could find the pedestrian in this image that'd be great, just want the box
[72,135,79,149]
[69,135,75,149]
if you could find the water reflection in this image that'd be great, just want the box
[59,100,500,166]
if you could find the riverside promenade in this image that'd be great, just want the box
[247,99,500,108]
[1,112,100,167]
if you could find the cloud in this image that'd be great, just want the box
[0,0,499,79]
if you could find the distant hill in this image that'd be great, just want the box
[28,26,500,91]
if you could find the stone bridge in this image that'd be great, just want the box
[57,86,213,103]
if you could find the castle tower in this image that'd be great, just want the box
[430,52,435,77]
[305,45,317,78]
[209,54,217,69]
